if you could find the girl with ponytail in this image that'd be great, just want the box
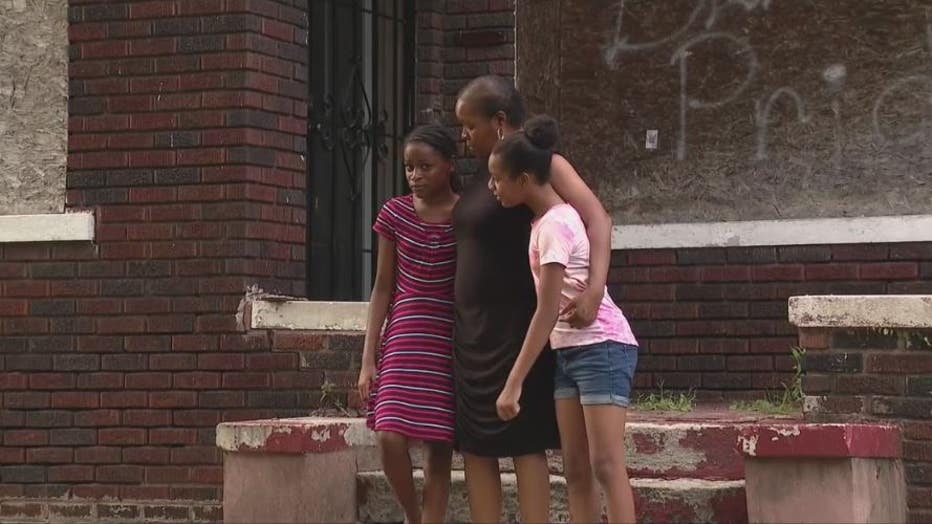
[489,115,640,524]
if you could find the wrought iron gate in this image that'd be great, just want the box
[307,0,415,300]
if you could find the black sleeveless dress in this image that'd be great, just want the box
[452,172,561,457]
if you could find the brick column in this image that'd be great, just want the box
[68,0,308,298]
[791,295,932,523]
[0,1,310,520]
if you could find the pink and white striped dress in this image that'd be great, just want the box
[367,195,456,443]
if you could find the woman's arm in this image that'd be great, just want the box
[357,235,396,400]
[550,154,613,327]
[496,263,565,421]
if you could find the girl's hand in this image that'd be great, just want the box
[560,288,603,328]
[496,382,522,421]
[357,362,376,401]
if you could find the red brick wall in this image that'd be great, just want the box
[67,0,309,297]
[3,0,932,521]
[436,0,516,177]
[1,0,513,520]
[414,0,443,124]
[612,243,932,401]
[798,325,932,522]
[418,0,517,128]
[441,0,515,114]
[1,0,312,520]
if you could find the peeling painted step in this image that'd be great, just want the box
[357,470,747,524]
[634,478,747,524]
[625,422,747,480]
[219,412,782,481]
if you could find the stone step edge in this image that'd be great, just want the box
[218,417,900,462]
[217,416,754,453]
[218,417,752,480]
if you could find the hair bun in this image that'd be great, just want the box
[524,115,559,150]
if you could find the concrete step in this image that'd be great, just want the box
[350,407,794,481]
[376,420,748,482]
[622,421,746,480]
[357,470,747,524]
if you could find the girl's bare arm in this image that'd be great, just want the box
[497,263,564,420]
[358,235,396,398]
[549,154,612,326]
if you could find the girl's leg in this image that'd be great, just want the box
[581,405,635,524]
[556,398,601,523]
[378,431,420,524]
[421,442,453,524]
[513,452,551,524]
[463,453,503,524]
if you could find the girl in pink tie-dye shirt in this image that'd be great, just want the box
[487,115,639,524]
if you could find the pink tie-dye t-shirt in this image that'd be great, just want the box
[529,203,638,350]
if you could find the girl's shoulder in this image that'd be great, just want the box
[374,195,416,239]
[538,204,586,241]
[384,193,414,208]
[544,203,584,227]
[379,194,415,216]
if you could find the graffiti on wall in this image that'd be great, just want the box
[518,0,932,223]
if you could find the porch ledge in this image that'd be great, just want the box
[788,295,932,328]
[737,423,901,459]
[0,212,95,243]
[217,417,374,454]
[612,213,932,250]
[221,417,901,459]
[250,300,368,331]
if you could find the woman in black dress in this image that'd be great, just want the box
[453,75,614,523]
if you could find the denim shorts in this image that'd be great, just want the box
[553,340,638,407]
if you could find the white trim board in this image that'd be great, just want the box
[0,212,95,243]
[789,295,932,328]
[251,300,368,331]
[611,214,932,250]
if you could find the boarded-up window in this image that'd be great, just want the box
[0,0,67,215]
[518,0,932,224]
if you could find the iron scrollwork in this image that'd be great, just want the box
[310,58,389,201]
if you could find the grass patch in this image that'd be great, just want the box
[634,386,695,412]
[730,398,799,416]
[731,347,805,416]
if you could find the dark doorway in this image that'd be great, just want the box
[307,0,415,300]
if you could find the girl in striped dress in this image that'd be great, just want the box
[357,125,458,524]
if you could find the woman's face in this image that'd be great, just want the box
[455,97,499,160]
[404,142,452,199]
[487,153,526,208]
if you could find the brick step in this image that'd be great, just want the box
[357,470,747,524]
